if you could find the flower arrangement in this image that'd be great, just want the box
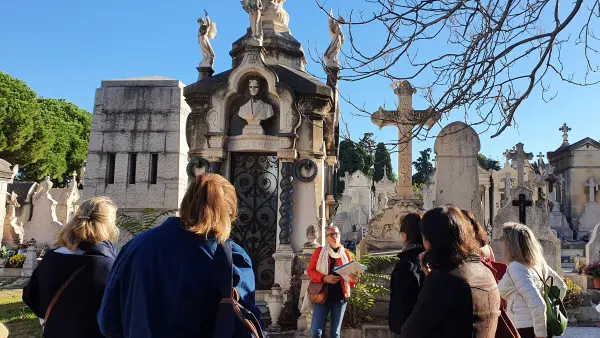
[563,278,583,310]
[582,260,600,278]
[7,254,26,268]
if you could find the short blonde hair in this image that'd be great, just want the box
[502,222,544,267]
[179,173,238,243]
[55,197,119,250]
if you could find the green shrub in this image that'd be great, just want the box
[343,255,398,328]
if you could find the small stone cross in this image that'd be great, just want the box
[559,123,571,145]
[507,143,533,187]
[512,193,533,224]
[536,152,545,166]
[383,165,388,179]
[502,149,511,167]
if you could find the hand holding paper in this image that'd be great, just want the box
[332,261,366,281]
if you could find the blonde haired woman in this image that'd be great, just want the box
[23,197,119,338]
[98,173,260,337]
[498,222,566,338]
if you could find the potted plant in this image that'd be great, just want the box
[582,260,600,288]
[7,253,26,268]
[563,278,583,322]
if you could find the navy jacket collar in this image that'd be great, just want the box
[78,241,117,260]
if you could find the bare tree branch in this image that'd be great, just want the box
[311,0,600,139]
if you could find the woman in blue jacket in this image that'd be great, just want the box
[98,173,260,337]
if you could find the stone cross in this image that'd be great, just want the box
[586,177,598,203]
[370,80,440,198]
[383,165,388,180]
[559,123,571,145]
[502,149,511,168]
[536,152,545,167]
[507,143,533,187]
[512,193,533,224]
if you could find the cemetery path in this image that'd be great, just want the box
[561,327,600,337]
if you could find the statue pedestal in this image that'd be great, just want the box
[357,195,423,259]
[196,66,214,81]
[242,120,264,135]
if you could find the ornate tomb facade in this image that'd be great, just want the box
[183,1,340,321]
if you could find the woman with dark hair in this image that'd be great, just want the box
[389,212,425,337]
[400,205,501,338]
[462,210,495,261]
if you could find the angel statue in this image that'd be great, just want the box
[241,0,263,41]
[324,9,345,68]
[198,10,217,68]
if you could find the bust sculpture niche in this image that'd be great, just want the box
[237,79,274,135]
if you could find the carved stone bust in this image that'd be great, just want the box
[304,223,319,248]
[237,79,274,135]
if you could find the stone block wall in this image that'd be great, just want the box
[83,77,190,212]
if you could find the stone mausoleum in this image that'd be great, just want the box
[185,1,341,328]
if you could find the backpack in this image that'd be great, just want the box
[534,269,568,336]
[213,241,264,338]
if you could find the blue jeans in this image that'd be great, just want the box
[310,300,347,338]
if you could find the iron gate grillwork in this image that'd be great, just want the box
[230,153,278,290]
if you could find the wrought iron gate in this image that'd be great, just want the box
[230,153,278,290]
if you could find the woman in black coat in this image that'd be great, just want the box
[389,212,425,337]
[23,197,119,338]
[399,205,500,338]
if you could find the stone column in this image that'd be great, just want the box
[278,152,295,245]
[483,183,491,227]
[269,149,297,329]
[296,225,319,336]
[325,156,338,222]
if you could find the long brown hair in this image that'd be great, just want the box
[502,222,544,267]
[55,197,119,250]
[461,209,489,247]
[179,173,238,243]
[420,204,480,269]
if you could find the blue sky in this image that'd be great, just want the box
[1,0,598,174]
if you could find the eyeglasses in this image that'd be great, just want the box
[326,232,340,238]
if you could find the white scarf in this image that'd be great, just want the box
[317,244,350,297]
[300,244,351,313]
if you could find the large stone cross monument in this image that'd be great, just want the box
[371,81,440,198]
[358,81,440,255]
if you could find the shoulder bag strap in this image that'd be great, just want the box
[532,267,549,295]
[43,265,86,327]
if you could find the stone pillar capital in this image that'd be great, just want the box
[277,149,297,162]
[325,156,338,167]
